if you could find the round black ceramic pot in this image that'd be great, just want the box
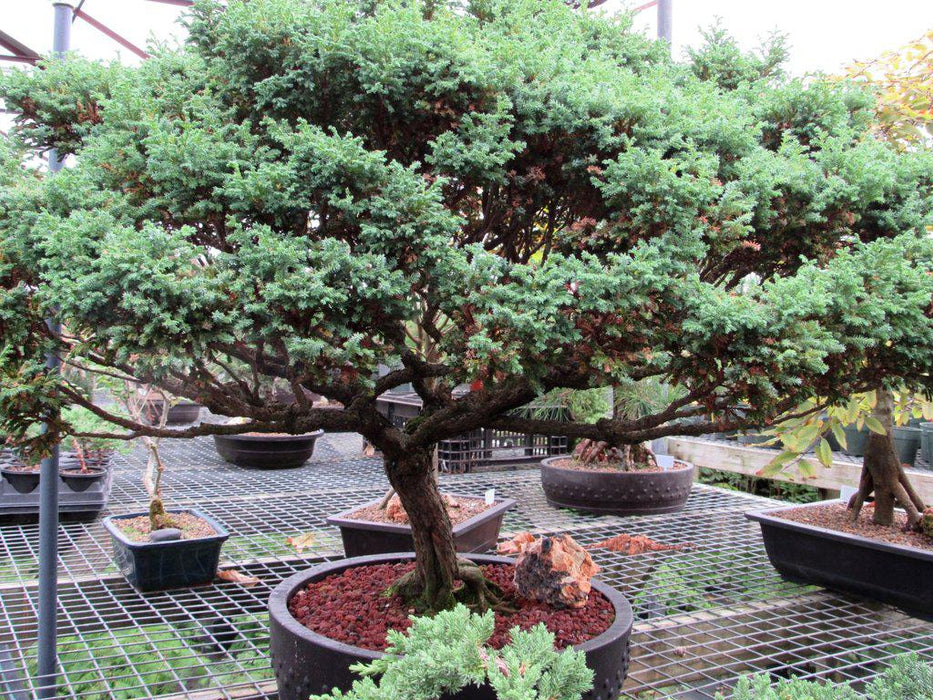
[540,455,694,516]
[212,430,325,469]
[268,553,633,700]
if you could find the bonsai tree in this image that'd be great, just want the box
[2,0,933,612]
[762,389,933,529]
[60,405,121,471]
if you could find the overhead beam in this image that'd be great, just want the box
[0,30,41,61]
[0,54,38,65]
[73,8,150,59]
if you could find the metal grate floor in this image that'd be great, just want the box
[0,431,931,699]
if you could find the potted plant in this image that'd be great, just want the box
[101,385,229,592]
[141,388,202,425]
[329,483,516,558]
[303,604,598,700]
[541,439,694,516]
[748,390,933,615]
[212,422,325,469]
[539,381,693,515]
[0,407,119,521]
[3,0,933,696]
[207,379,326,468]
[58,406,119,491]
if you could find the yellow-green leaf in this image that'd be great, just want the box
[830,422,848,450]
[759,450,798,477]
[816,438,833,468]
[798,461,817,479]
[865,417,886,435]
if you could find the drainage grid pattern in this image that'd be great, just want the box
[0,432,930,699]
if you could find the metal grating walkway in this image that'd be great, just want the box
[0,431,931,699]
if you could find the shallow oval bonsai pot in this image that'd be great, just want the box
[59,464,108,492]
[144,400,202,425]
[102,508,229,592]
[212,430,325,469]
[327,495,516,558]
[269,553,633,700]
[540,454,694,516]
[747,501,933,617]
[0,465,40,494]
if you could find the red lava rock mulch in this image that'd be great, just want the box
[775,502,933,552]
[115,512,217,543]
[348,495,491,526]
[549,458,664,473]
[288,562,615,651]
[588,533,690,554]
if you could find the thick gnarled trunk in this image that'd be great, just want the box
[848,390,925,528]
[383,447,505,612]
[385,448,460,610]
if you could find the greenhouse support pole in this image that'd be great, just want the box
[36,3,72,698]
[657,0,672,43]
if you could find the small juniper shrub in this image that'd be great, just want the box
[309,604,593,700]
[721,652,933,699]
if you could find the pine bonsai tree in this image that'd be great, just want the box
[2,0,933,611]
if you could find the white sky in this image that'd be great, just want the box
[2,0,933,123]
[3,0,933,75]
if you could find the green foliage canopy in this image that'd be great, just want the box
[1,0,933,453]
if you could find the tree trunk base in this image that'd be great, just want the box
[386,557,514,614]
[847,392,925,530]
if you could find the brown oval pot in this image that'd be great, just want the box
[540,455,694,516]
[268,553,633,700]
[327,494,516,557]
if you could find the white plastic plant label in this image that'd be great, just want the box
[484,489,495,505]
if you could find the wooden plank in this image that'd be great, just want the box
[668,437,933,503]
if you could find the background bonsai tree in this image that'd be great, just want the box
[757,27,933,531]
[2,0,933,612]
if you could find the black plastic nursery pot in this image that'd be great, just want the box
[842,425,870,457]
[269,553,634,700]
[540,455,694,516]
[212,430,325,469]
[747,501,933,617]
[842,426,920,465]
[0,451,114,520]
[58,464,108,492]
[921,422,933,466]
[0,465,40,494]
[102,508,229,592]
[327,495,516,558]
[893,426,921,467]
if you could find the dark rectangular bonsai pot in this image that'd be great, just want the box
[327,495,516,558]
[102,508,229,592]
[747,501,933,618]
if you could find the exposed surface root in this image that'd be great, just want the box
[386,559,515,614]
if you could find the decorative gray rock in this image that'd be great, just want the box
[149,527,183,543]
